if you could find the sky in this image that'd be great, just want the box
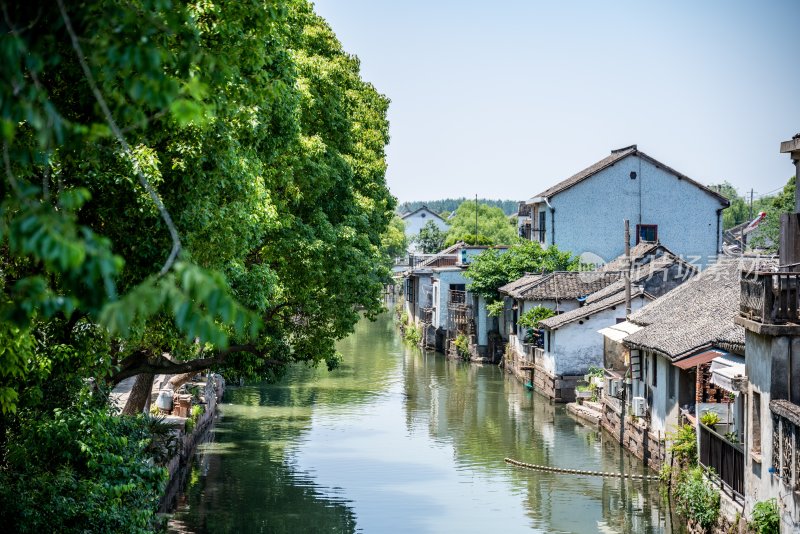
[313,0,800,205]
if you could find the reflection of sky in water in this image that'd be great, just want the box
[170,313,672,534]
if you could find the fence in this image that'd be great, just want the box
[698,423,744,497]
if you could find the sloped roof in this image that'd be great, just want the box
[518,271,623,301]
[498,273,544,299]
[532,145,729,206]
[400,205,446,222]
[540,286,649,330]
[623,260,744,360]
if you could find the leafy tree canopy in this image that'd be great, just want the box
[381,215,408,260]
[749,176,796,252]
[1,0,393,528]
[413,220,446,254]
[398,198,519,216]
[444,202,518,247]
[464,241,578,303]
[708,181,775,230]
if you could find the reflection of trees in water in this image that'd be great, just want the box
[170,409,357,533]
[401,347,671,533]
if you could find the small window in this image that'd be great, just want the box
[421,212,426,218]
[636,224,658,243]
[752,391,762,455]
[651,354,657,387]
[668,365,676,400]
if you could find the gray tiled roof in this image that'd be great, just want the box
[623,260,744,359]
[498,273,544,298]
[540,286,647,330]
[518,271,623,301]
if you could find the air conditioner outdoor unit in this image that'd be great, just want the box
[605,378,622,398]
[631,396,646,417]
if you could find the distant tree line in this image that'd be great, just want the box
[398,198,519,216]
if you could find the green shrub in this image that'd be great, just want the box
[0,401,168,533]
[404,324,422,345]
[674,466,720,530]
[454,334,470,360]
[700,410,720,427]
[750,499,779,534]
[400,310,409,325]
[667,424,698,467]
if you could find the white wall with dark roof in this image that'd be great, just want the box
[535,154,724,266]
[402,207,449,241]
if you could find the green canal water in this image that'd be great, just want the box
[168,312,674,533]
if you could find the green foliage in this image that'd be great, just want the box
[404,324,422,345]
[464,240,578,304]
[667,424,698,467]
[454,333,470,360]
[750,498,779,534]
[486,300,505,317]
[658,463,672,484]
[382,216,408,259]
[750,176,796,253]
[700,410,720,427]
[399,198,519,216]
[673,466,720,530]
[414,220,446,254]
[709,181,774,230]
[444,202,518,246]
[518,306,556,329]
[0,399,168,533]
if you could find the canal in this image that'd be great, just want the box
[169,312,674,533]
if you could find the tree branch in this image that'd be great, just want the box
[56,0,181,276]
[110,345,283,385]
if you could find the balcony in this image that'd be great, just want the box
[699,423,744,498]
[448,290,468,307]
[737,271,800,334]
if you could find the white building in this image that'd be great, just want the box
[400,205,449,253]
[524,145,730,266]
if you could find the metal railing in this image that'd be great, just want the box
[740,272,800,325]
[699,423,744,496]
[449,289,467,306]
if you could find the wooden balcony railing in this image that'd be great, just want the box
[421,308,433,325]
[740,272,800,325]
[699,423,744,496]
[448,290,468,306]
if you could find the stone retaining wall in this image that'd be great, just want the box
[600,399,666,471]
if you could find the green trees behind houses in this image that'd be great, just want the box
[444,202,518,246]
[0,0,392,529]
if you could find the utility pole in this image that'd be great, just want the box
[624,219,631,317]
[749,188,754,220]
[475,194,478,241]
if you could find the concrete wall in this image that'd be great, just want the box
[743,331,800,531]
[402,208,449,242]
[535,154,724,266]
[545,297,648,376]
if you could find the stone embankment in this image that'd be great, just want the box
[111,373,225,511]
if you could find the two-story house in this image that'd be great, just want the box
[525,145,730,266]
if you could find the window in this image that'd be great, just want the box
[636,224,658,243]
[668,366,676,400]
[420,212,426,218]
[538,211,546,243]
[651,354,657,387]
[752,391,761,455]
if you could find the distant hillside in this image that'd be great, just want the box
[398,198,519,216]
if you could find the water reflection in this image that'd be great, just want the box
[170,312,672,533]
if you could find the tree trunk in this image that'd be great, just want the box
[122,373,155,415]
[168,372,195,390]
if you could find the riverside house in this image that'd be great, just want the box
[523,145,730,266]
[402,243,509,359]
[599,260,747,472]
[500,270,622,401]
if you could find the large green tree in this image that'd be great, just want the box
[464,241,578,308]
[1,0,393,528]
[750,176,796,252]
[414,220,446,253]
[444,201,518,246]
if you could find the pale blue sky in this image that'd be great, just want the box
[314,0,800,204]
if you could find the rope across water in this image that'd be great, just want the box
[504,458,661,480]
